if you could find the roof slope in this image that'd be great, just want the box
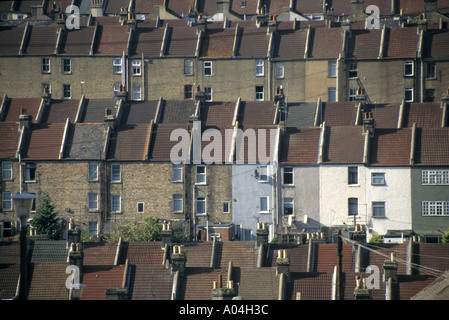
[81,265,126,300]
[41,99,80,123]
[22,123,66,160]
[129,265,173,300]
[0,122,21,158]
[322,126,365,164]
[107,123,152,161]
[28,240,69,263]
[2,98,42,123]
[27,262,70,300]
[83,242,119,266]
[414,127,449,166]
[279,127,321,165]
[65,123,107,160]
[369,128,412,166]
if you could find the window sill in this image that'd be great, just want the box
[172,180,183,183]
[172,211,184,214]
[259,211,270,215]
[111,211,122,214]
[372,215,386,219]
[195,183,207,186]
[88,210,100,213]
[25,180,37,183]
[348,184,360,187]
[282,184,295,187]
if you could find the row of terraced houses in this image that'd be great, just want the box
[1,0,449,244]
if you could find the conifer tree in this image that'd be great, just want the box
[31,192,61,240]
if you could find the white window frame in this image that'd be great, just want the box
[328,61,337,77]
[88,221,98,235]
[113,83,120,98]
[203,61,212,76]
[328,87,337,102]
[62,58,71,74]
[184,59,193,75]
[204,86,212,102]
[2,161,12,180]
[348,87,357,101]
[372,201,386,217]
[348,198,358,216]
[172,163,183,182]
[113,57,122,74]
[111,194,121,213]
[196,196,206,215]
[173,194,183,213]
[404,87,414,102]
[404,60,414,77]
[275,62,284,79]
[88,163,98,181]
[255,86,264,101]
[422,201,449,216]
[2,192,12,211]
[195,165,206,184]
[137,202,144,213]
[283,198,294,215]
[223,201,230,214]
[255,60,264,76]
[88,193,98,211]
[422,170,449,185]
[349,63,357,78]
[111,164,121,182]
[133,85,142,101]
[132,60,141,76]
[258,165,268,182]
[348,167,358,185]
[42,58,51,73]
[63,84,71,99]
[371,172,385,185]
[283,167,293,185]
[260,196,269,213]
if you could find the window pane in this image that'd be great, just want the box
[348,198,358,215]
[196,165,206,184]
[328,87,336,101]
[26,163,36,181]
[372,173,385,185]
[275,63,284,78]
[137,202,144,213]
[196,196,206,214]
[283,167,293,185]
[173,194,183,212]
[2,192,12,210]
[283,198,293,215]
[255,86,264,101]
[184,59,193,75]
[255,60,264,76]
[172,163,182,181]
[328,61,336,77]
[2,161,12,180]
[348,167,358,184]
[88,193,98,211]
[260,197,268,212]
[111,194,121,212]
[223,201,229,213]
[372,202,385,217]
[88,163,98,180]
[259,166,268,181]
[111,164,121,182]
[88,222,98,235]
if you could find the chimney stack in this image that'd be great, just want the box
[117,84,127,102]
[383,252,398,283]
[161,221,173,247]
[171,245,186,276]
[256,222,269,247]
[276,249,290,278]
[212,274,236,300]
[43,85,51,105]
[91,0,104,17]
[67,218,81,245]
[69,243,84,276]
[354,276,371,300]
[19,108,32,130]
[196,15,207,34]
[104,108,116,132]
[363,112,375,137]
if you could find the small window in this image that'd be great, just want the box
[113,57,122,74]
[2,161,12,180]
[204,86,212,102]
[260,196,269,213]
[88,221,98,235]
[63,84,71,99]
[88,163,98,180]
[111,164,121,182]
[137,202,144,213]
[283,167,293,185]
[328,87,336,101]
[133,86,142,101]
[426,62,436,79]
[113,83,120,98]
[348,198,358,216]
[196,165,206,184]
[255,86,264,101]
[173,194,183,212]
[184,59,193,75]
[328,61,337,77]
[275,62,284,79]
[203,61,212,76]
[372,201,385,217]
[172,163,182,181]
[348,167,358,185]
[223,201,230,213]
[348,87,357,101]
[241,1,246,8]
[404,60,414,77]
[196,196,206,215]
[255,60,264,76]
[42,83,51,95]
[25,163,36,181]
[404,87,414,102]
[349,63,357,78]
[2,192,12,211]
[42,58,51,73]
[184,85,193,99]
[132,60,141,76]
[258,166,268,182]
[62,58,71,74]
[283,198,293,215]
[88,193,98,211]
[111,194,121,212]
[372,172,385,185]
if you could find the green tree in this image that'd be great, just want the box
[30,192,61,240]
[108,216,162,242]
[442,228,449,243]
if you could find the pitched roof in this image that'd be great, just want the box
[83,242,119,266]
[104,0,130,15]
[369,128,412,166]
[383,27,419,59]
[285,102,317,127]
[182,242,213,268]
[2,97,42,123]
[347,29,382,60]
[236,25,271,58]
[81,265,126,300]
[308,27,344,59]
[200,27,236,59]
[133,0,164,13]
[423,29,449,60]
[22,123,66,160]
[178,267,228,300]
[403,102,444,128]
[0,263,19,300]
[148,123,189,161]
[131,23,165,58]
[370,103,401,128]
[414,127,449,166]
[0,241,20,265]
[0,26,25,56]
[236,267,279,299]
[119,242,165,265]
[295,0,324,13]
[202,101,235,128]
[28,240,69,263]
[158,100,196,124]
[27,262,70,300]
[272,29,308,60]
[279,127,321,165]
[93,24,129,56]
[129,265,173,300]
[120,101,159,124]
[0,122,21,159]
[288,272,333,300]
[231,0,258,15]
[41,99,80,123]
[237,100,277,126]
[321,102,358,126]
[23,25,59,55]
[165,23,199,57]
[80,99,118,123]
[60,26,96,55]
[65,123,107,160]
[217,241,258,268]
[107,123,152,161]
[322,126,365,164]
[235,124,279,163]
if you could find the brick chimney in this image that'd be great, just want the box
[171,245,186,276]
[276,249,290,278]
[117,84,127,102]
[196,15,207,34]
[104,108,116,132]
[67,218,81,246]
[383,252,398,283]
[363,112,375,137]
[354,275,371,300]
[91,0,104,17]
[441,87,449,105]
[43,85,51,106]
[256,222,268,247]
[69,242,84,276]
[119,7,128,23]
[19,108,32,130]
[211,274,236,300]
[161,221,173,247]
[126,12,137,32]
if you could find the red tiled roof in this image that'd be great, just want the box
[371,103,401,128]
[369,128,412,166]
[383,27,419,59]
[24,25,59,55]
[423,29,449,60]
[231,0,258,15]
[0,122,21,158]
[107,123,152,161]
[183,242,213,268]
[237,26,271,58]
[347,29,382,60]
[179,267,228,300]
[403,102,444,128]
[3,97,42,123]
[415,127,449,166]
[83,242,119,266]
[398,275,437,300]
[322,102,358,126]
[364,0,394,14]
[200,27,236,59]
[81,265,126,300]
[22,123,66,160]
[272,29,308,60]
[27,262,70,300]
[237,267,279,299]
[130,265,173,300]
[308,27,343,59]
[94,24,129,56]
[60,26,96,55]
[134,0,164,13]
[265,0,291,15]
[0,26,25,56]
[398,0,424,15]
[0,263,19,300]
[121,242,165,265]
[415,243,449,275]
[43,99,80,123]
[165,24,199,57]
[279,127,321,165]
[323,126,365,164]
[235,124,278,163]
[149,123,190,162]
[288,272,333,300]
[202,101,235,128]
[218,241,258,268]
[238,101,277,126]
[295,0,324,13]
